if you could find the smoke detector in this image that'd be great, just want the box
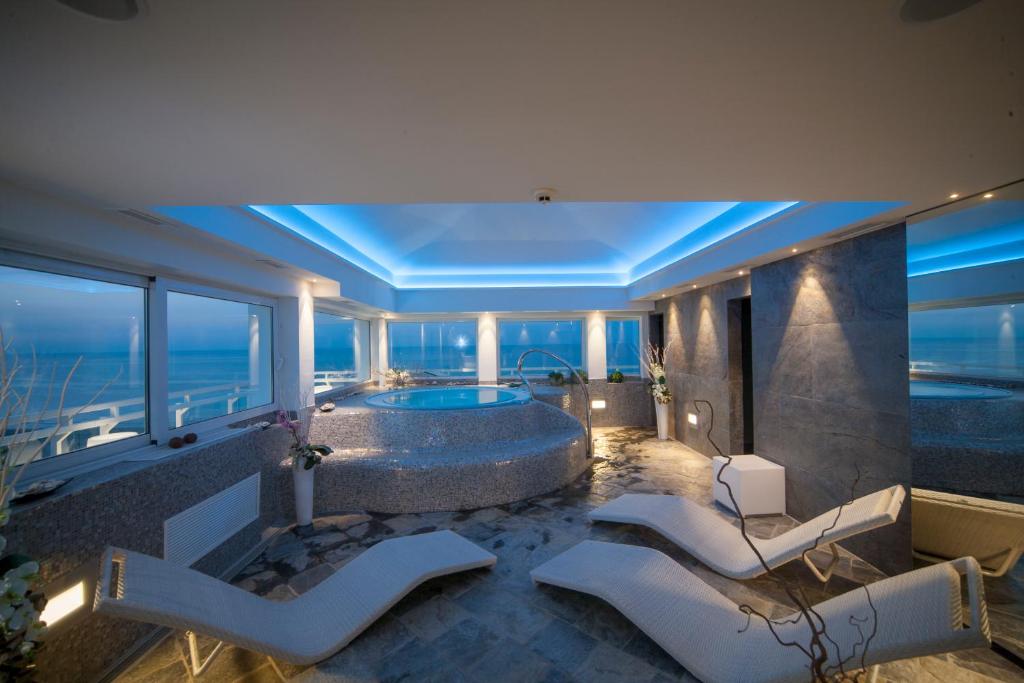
[533,188,556,203]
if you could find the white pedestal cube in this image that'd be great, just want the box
[712,454,786,517]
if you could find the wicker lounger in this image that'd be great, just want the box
[532,540,989,683]
[588,486,905,581]
[912,487,1024,577]
[94,530,497,673]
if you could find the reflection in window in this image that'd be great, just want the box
[606,319,641,376]
[314,312,370,392]
[499,319,583,376]
[167,292,273,427]
[910,302,1022,379]
[388,321,477,377]
[0,265,147,460]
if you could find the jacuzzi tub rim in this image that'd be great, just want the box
[363,385,532,410]
[909,379,1014,400]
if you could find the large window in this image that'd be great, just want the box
[314,312,370,392]
[167,292,273,427]
[0,264,147,461]
[499,319,583,376]
[388,320,477,377]
[910,302,1022,379]
[606,318,641,376]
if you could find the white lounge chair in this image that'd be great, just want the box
[94,530,496,673]
[589,486,905,581]
[912,487,1024,577]
[532,540,989,683]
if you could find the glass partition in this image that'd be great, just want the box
[387,320,477,377]
[167,292,273,427]
[499,319,584,376]
[0,264,147,460]
[314,312,370,392]
[605,318,641,376]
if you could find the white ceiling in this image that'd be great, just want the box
[0,0,1021,211]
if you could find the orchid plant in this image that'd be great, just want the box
[276,410,333,470]
[642,342,673,404]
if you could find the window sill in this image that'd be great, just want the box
[11,422,273,514]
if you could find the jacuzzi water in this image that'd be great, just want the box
[910,380,1012,400]
[365,385,531,409]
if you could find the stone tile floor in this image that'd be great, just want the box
[118,428,1024,682]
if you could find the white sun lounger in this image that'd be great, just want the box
[912,487,1024,577]
[94,530,496,672]
[532,541,989,683]
[588,486,905,581]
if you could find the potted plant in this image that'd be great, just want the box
[642,343,673,439]
[547,371,565,386]
[277,410,333,526]
[567,369,589,385]
[607,369,625,383]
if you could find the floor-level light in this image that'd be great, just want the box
[591,399,607,410]
[41,580,87,626]
[687,412,698,426]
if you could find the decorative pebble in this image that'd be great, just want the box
[319,401,336,412]
[168,436,184,448]
[183,432,198,444]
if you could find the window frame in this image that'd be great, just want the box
[0,251,284,481]
[313,309,372,389]
[604,315,644,378]
[385,318,480,379]
[496,316,587,378]
[159,278,278,440]
[0,250,153,479]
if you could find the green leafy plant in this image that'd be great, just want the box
[567,369,589,385]
[607,370,625,383]
[547,371,565,386]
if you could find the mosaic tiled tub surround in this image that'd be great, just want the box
[911,380,1024,496]
[303,391,589,513]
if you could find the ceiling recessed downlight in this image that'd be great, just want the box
[983,193,995,199]
[949,193,960,199]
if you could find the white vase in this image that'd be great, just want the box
[293,459,315,526]
[655,401,670,440]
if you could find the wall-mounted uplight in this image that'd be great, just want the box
[687,412,698,426]
[591,399,607,410]
[983,193,995,199]
[40,580,87,627]
[948,193,960,199]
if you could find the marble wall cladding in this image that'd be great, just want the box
[4,426,292,683]
[534,381,655,428]
[751,225,912,575]
[655,277,752,457]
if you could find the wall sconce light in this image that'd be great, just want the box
[40,580,87,627]
[687,412,698,426]
[591,399,607,410]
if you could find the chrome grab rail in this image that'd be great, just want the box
[515,349,592,458]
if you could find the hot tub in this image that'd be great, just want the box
[910,380,1012,400]
[297,388,588,513]
[365,386,530,410]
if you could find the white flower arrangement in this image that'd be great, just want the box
[643,344,673,404]
[385,368,412,387]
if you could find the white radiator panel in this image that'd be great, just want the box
[164,473,261,566]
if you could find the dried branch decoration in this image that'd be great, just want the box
[694,399,878,681]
